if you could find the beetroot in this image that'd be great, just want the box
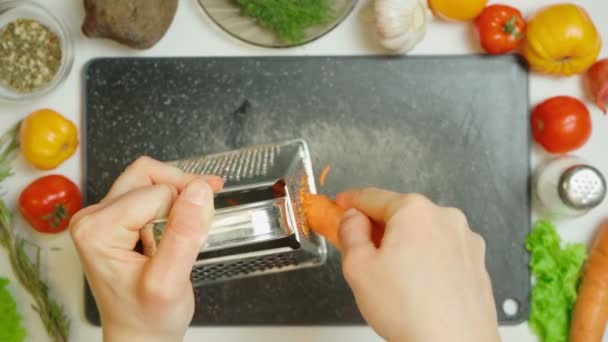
[82,0,178,49]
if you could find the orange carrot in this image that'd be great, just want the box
[571,223,608,342]
[301,192,385,250]
[319,165,331,187]
[301,192,344,250]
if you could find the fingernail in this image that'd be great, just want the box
[343,208,359,220]
[183,181,209,206]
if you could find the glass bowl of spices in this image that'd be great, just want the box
[0,1,74,101]
[198,0,357,48]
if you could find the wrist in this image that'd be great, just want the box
[103,324,185,342]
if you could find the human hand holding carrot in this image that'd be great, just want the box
[329,188,499,342]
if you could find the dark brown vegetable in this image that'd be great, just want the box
[82,0,178,49]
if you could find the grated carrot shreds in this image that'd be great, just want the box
[319,165,331,187]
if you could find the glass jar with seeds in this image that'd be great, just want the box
[0,1,73,101]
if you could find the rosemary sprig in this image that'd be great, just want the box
[0,123,19,182]
[0,124,70,342]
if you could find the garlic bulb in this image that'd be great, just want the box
[374,0,430,53]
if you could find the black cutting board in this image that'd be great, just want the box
[83,55,530,326]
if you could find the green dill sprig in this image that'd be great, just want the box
[0,124,70,342]
[235,0,334,43]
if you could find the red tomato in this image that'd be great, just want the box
[19,175,83,234]
[531,96,592,154]
[475,4,526,55]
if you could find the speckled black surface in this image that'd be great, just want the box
[83,55,530,326]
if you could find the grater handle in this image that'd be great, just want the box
[148,197,296,253]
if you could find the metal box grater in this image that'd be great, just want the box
[152,139,327,286]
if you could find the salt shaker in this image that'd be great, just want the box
[535,156,606,220]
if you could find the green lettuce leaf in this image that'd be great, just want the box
[526,220,587,342]
[0,277,26,342]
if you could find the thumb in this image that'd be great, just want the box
[147,179,214,285]
[339,208,376,258]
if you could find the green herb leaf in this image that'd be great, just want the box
[0,122,19,183]
[0,277,26,342]
[235,0,334,43]
[526,220,587,342]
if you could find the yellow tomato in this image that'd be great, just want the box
[522,4,601,76]
[429,0,488,21]
[20,109,79,170]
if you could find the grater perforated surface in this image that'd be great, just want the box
[191,249,316,284]
[173,144,280,182]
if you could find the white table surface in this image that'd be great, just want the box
[1,0,608,341]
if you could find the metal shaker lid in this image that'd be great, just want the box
[559,164,607,210]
